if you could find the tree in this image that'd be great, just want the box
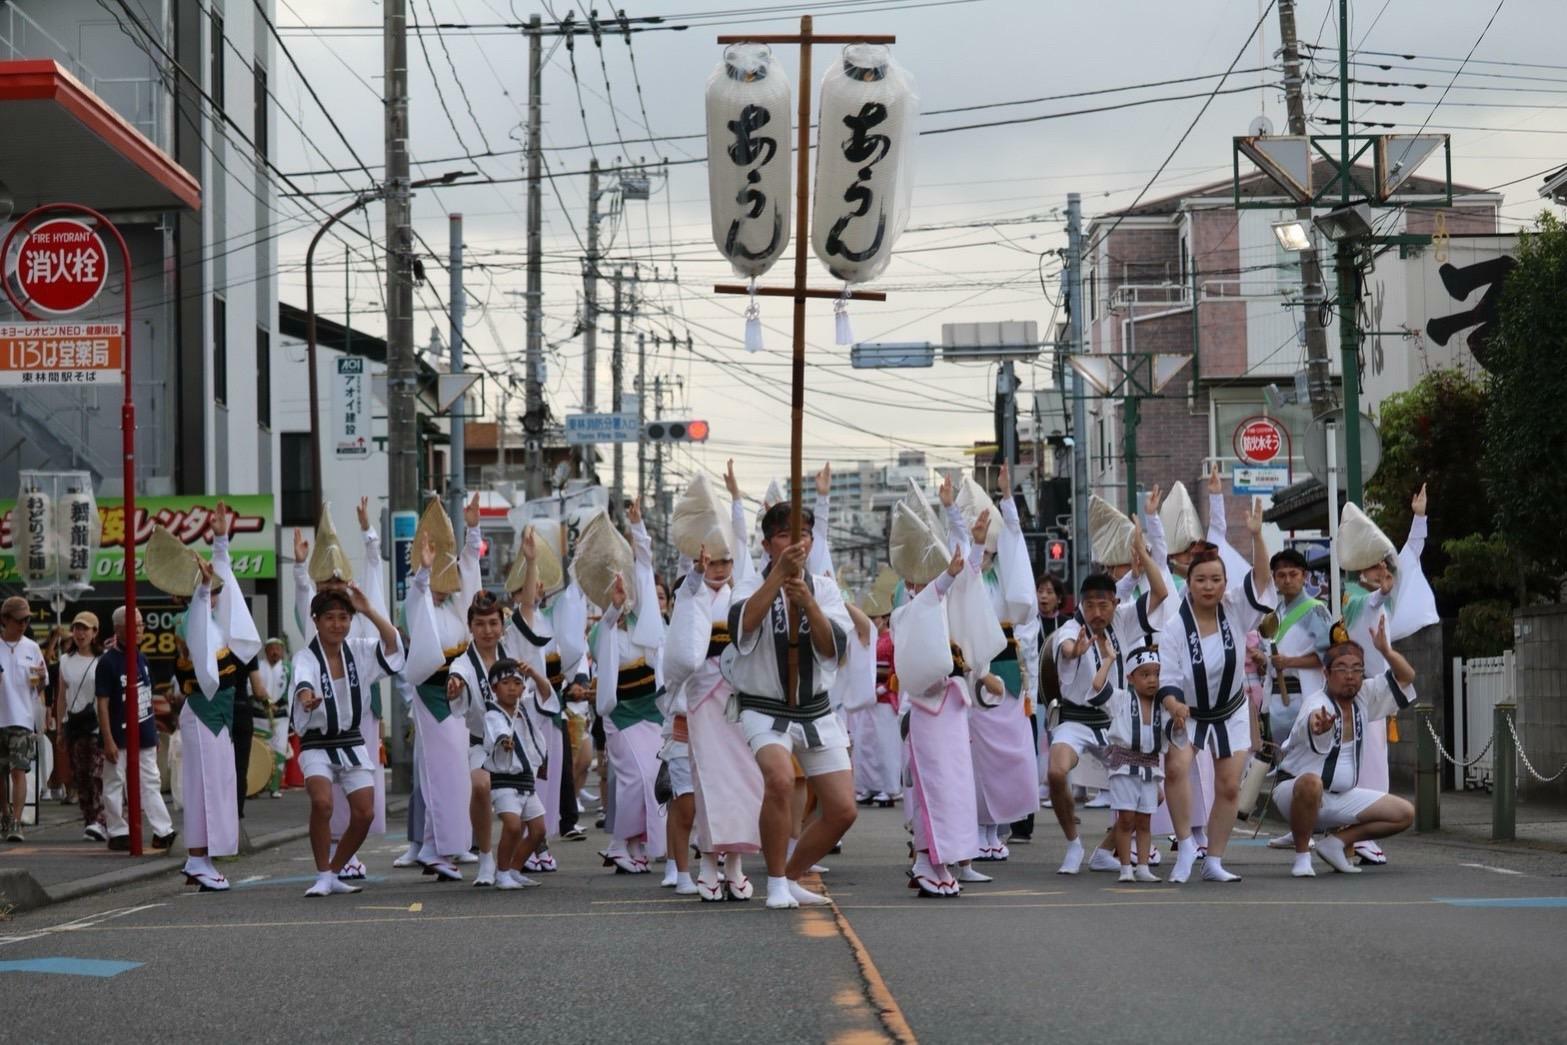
[1484,212,1567,589]
[1367,368,1491,589]
[1436,533,1552,656]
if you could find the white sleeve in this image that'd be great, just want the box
[630,519,653,566]
[594,608,622,717]
[550,581,588,677]
[997,497,1036,625]
[945,504,969,556]
[662,581,711,694]
[1403,514,1428,561]
[187,587,221,699]
[1209,491,1251,585]
[807,493,833,577]
[361,528,387,617]
[1145,508,1169,568]
[1361,669,1417,719]
[630,553,666,652]
[212,535,262,665]
[401,570,445,685]
[730,574,767,656]
[1156,619,1188,705]
[457,524,483,620]
[482,708,509,759]
[293,562,317,640]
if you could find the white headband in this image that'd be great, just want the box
[1126,646,1160,672]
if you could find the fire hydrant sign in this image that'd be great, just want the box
[12,218,110,314]
[1232,415,1286,466]
[0,322,124,386]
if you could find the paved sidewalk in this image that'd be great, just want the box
[1420,787,1567,853]
[0,783,409,912]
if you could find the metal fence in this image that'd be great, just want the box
[1451,651,1515,790]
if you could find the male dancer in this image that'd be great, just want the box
[729,502,855,910]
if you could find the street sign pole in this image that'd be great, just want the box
[3,203,139,854]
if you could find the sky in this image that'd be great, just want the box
[270,0,1567,504]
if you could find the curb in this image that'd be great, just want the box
[2,795,411,915]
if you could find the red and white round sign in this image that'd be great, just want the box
[12,219,110,315]
[1233,416,1285,465]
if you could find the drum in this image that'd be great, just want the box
[246,736,275,797]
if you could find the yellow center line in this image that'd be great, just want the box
[812,874,919,1045]
[837,898,1444,911]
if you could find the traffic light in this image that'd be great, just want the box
[1044,537,1070,580]
[643,419,710,443]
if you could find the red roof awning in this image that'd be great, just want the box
[0,60,200,214]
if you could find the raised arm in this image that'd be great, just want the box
[292,527,316,640]
[358,496,387,618]
[457,494,483,620]
[594,575,628,717]
[210,502,262,664]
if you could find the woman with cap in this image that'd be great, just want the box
[403,495,485,882]
[57,610,105,840]
[1154,497,1273,884]
[175,502,264,891]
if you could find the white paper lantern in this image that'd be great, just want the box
[17,487,54,584]
[706,44,792,279]
[811,44,918,285]
[55,487,100,586]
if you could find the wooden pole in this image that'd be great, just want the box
[711,16,897,705]
[785,15,814,706]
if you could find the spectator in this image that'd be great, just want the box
[0,596,47,842]
[57,612,106,841]
[96,606,176,851]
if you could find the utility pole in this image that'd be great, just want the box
[523,14,546,498]
[1277,0,1335,416]
[1333,0,1363,503]
[581,159,601,480]
[384,0,415,791]
[998,360,1018,483]
[652,375,665,552]
[611,267,624,513]
[1066,193,1089,592]
[636,331,647,504]
[447,212,466,528]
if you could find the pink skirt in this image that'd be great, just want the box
[178,705,238,857]
[906,680,978,866]
[687,688,763,854]
[413,696,474,858]
[606,719,666,858]
[969,696,1040,824]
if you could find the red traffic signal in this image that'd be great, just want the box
[1046,539,1067,561]
[643,419,710,443]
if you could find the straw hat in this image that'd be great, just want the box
[571,510,633,609]
[1337,501,1396,572]
[145,524,202,598]
[889,500,949,587]
[307,503,354,584]
[1159,481,1204,555]
[413,496,461,595]
[1089,495,1135,567]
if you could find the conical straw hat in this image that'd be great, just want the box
[1159,481,1204,555]
[308,503,354,584]
[889,500,949,587]
[1089,494,1135,567]
[1337,501,1396,572]
[146,524,201,598]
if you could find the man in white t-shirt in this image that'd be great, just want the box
[0,596,47,842]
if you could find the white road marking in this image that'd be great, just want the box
[0,904,166,948]
[1459,862,1526,877]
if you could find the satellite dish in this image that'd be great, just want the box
[1248,114,1275,137]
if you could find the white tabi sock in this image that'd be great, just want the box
[1201,855,1241,882]
[726,853,745,881]
[1191,826,1209,850]
[765,875,796,910]
[1292,852,1316,877]
[1170,836,1199,884]
[1057,838,1085,875]
[662,859,679,886]
[699,852,721,883]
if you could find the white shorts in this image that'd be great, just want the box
[468,742,486,772]
[1189,700,1251,760]
[492,788,546,821]
[1108,773,1159,815]
[739,709,852,777]
[665,754,694,798]
[1050,720,1108,758]
[299,748,375,795]
[1272,777,1383,829]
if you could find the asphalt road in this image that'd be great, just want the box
[3,800,1565,1044]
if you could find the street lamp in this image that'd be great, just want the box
[1312,202,1375,242]
[1271,218,1313,253]
[304,170,473,508]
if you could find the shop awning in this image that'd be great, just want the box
[0,60,200,214]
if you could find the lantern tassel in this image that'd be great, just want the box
[744,279,764,352]
[834,287,854,346]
